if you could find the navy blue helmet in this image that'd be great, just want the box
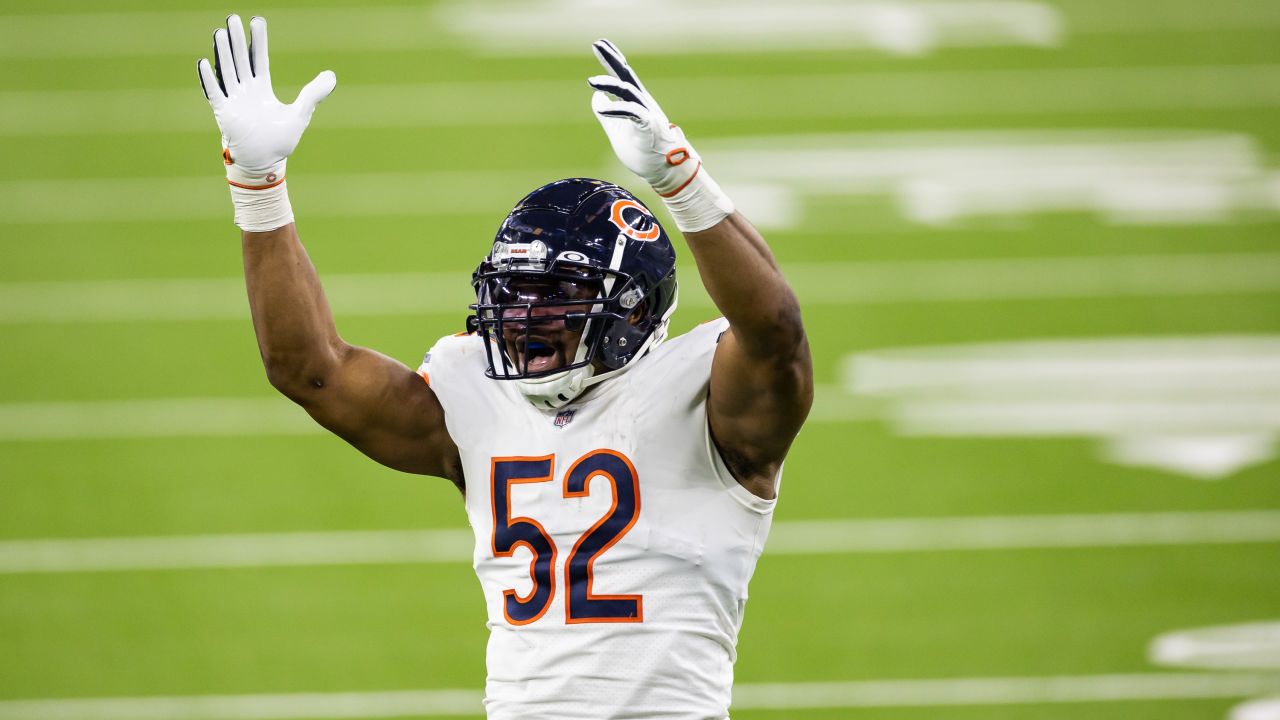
[469,178,678,408]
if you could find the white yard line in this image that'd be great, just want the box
[1,673,1278,718]
[2,64,1278,137]
[0,7,445,59]
[442,0,1064,56]
[766,511,1280,554]
[3,0,1279,59]
[0,169,574,224]
[2,252,1277,324]
[1,511,1277,574]
[0,529,471,574]
[731,673,1280,709]
[0,398,319,441]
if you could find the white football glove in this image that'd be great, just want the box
[196,15,335,232]
[589,39,733,233]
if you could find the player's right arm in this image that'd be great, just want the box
[199,16,461,485]
[243,223,460,482]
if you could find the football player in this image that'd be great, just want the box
[198,16,812,719]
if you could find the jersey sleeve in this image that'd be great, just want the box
[417,332,476,387]
[415,332,513,456]
[415,333,474,429]
[640,318,778,513]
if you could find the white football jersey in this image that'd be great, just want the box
[419,317,776,720]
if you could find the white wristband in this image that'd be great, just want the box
[230,181,295,232]
[657,165,734,233]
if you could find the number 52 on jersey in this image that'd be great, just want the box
[490,449,642,626]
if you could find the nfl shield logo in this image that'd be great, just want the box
[553,409,575,428]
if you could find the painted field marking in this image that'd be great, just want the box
[731,673,1280,709]
[700,129,1280,228]
[1233,697,1280,720]
[447,0,1280,54]
[1151,622,1280,671]
[0,398,319,441]
[0,529,471,574]
[3,64,1279,137]
[1,510,1277,574]
[4,0,1279,60]
[442,0,1062,56]
[1,672,1279,718]
[0,169,574,224]
[8,129,1280,230]
[2,252,1277,325]
[0,7,444,59]
[843,335,1280,478]
[1148,622,1280,719]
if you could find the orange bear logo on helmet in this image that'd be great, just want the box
[608,199,661,241]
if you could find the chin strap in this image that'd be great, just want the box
[516,359,633,410]
[516,363,596,410]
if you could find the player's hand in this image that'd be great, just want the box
[588,39,701,198]
[196,15,335,189]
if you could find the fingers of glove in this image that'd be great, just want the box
[293,70,337,116]
[591,39,648,95]
[212,28,239,94]
[587,75,646,107]
[225,15,253,81]
[591,91,649,126]
[249,16,270,80]
[197,58,225,105]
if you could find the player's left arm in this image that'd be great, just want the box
[588,40,813,499]
[687,218,812,499]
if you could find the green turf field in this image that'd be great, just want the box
[2,0,1279,717]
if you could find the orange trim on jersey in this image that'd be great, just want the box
[490,455,558,626]
[563,449,644,624]
[657,161,701,198]
[417,369,430,385]
[227,174,286,191]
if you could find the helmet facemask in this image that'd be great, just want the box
[468,178,680,409]
[470,237,671,409]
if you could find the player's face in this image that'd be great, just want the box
[497,276,601,374]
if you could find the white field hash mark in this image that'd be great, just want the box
[2,673,1279,718]
[1,511,1278,574]
[1149,622,1280,720]
[1,252,1277,325]
[1152,622,1280,671]
[844,335,1280,478]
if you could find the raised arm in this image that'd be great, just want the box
[198,16,460,486]
[588,40,813,499]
